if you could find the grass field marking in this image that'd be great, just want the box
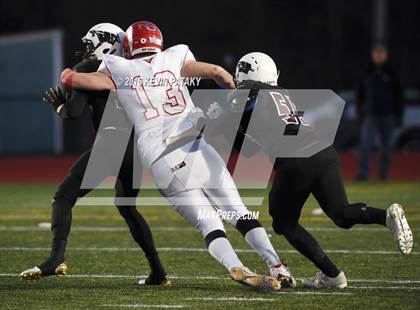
[348,286,420,290]
[0,246,418,255]
[76,197,265,206]
[349,279,420,284]
[1,225,419,232]
[101,304,186,308]
[0,273,226,280]
[2,214,420,222]
[1,273,420,285]
[182,297,275,301]
[274,292,353,296]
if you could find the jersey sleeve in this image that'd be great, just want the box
[167,44,196,72]
[182,45,195,65]
[97,59,110,76]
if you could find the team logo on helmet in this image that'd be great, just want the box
[237,61,256,74]
[78,23,124,60]
[83,30,121,55]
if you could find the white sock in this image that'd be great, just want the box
[245,227,280,267]
[208,237,244,270]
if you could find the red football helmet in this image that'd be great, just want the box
[124,21,163,58]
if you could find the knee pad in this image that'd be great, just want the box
[235,217,262,236]
[204,230,227,248]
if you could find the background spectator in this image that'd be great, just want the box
[356,44,404,181]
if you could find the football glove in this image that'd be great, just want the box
[187,107,206,130]
[206,102,223,120]
[42,86,67,114]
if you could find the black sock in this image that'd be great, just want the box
[344,203,386,227]
[117,206,166,276]
[50,197,72,262]
[39,197,72,274]
[146,254,166,277]
[284,224,340,278]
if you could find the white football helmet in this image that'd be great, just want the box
[235,52,279,86]
[80,23,125,60]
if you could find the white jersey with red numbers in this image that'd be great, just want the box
[98,44,196,167]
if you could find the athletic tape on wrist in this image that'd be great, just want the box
[61,70,74,88]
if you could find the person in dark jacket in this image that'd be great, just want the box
[356,44,404,181]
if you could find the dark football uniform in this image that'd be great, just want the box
[55,58,139,205]
[40,58,167,281]
[214,80,387,278]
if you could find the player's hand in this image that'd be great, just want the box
[42,86,66,113]
[187,107,206,130]
[206,102,223,119]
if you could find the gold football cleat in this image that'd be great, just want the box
[54,262,68,276]
[20,262,68,280]
[229,267,281,291]
[160,277,172,286]
[138,275,172,286]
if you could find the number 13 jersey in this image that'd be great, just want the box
[98,44,196,167]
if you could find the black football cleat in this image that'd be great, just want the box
[138,273,172,286]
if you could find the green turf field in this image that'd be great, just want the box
[0,182,419,309]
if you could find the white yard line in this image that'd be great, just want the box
[348,286,420,290]
[1,225,419,232]
[77,196,264,206]
[349,279,420,284]
[274,292,353,296]
[0,273,225,280]
[1,273,419,285]
[101,304,186,308]
[183,297,275,301]
[0,246,417,255]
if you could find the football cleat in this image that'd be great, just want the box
[229,266,281,291]
[20,262,68,280]
[386,203,413,255]
[270,262,297,288]
[303,271,347,289]
[138,274,172,286]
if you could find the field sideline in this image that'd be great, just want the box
[0,182,419,309]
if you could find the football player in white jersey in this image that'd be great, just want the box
[60,20,295,290]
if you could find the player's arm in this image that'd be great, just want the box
[43,59,104,118]
[61,69,115,91]
[181,61,235,89]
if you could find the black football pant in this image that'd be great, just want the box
[269,146,386,277]
[40,130,165,276]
